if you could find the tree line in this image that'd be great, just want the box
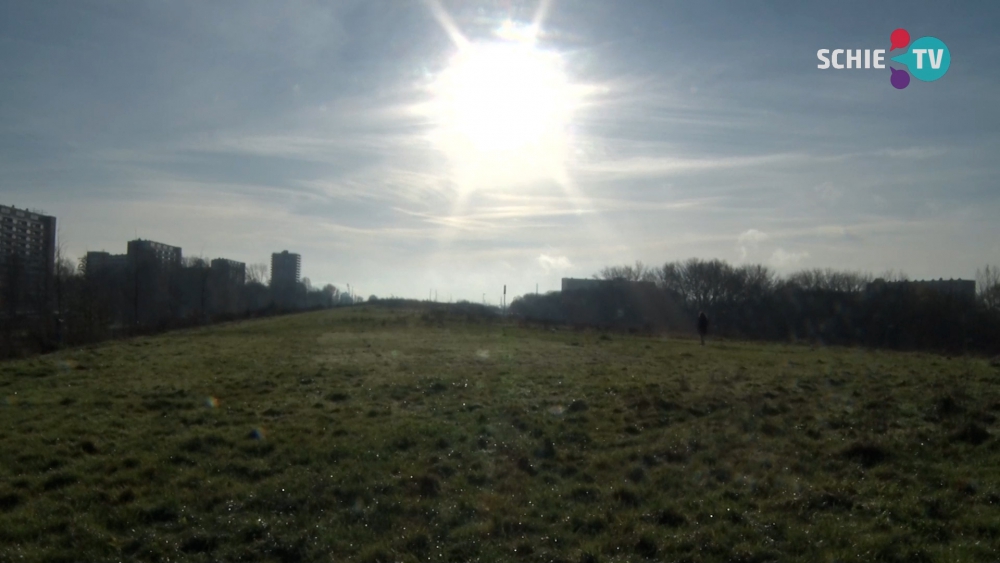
[510,258,1000,355]
[1,251,359,359]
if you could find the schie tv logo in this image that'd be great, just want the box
[817,28,950,89]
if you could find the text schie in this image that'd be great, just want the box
[817,49,886,69]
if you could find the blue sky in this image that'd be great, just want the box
[2,0,998,301]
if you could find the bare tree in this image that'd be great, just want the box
[246,262,269,285]
[51,237,78,345]
[734,263,776,302]
[977,265,1000,311]
[655,261,685,294]
[54,252,76,317]
[323,284,339,307]
[786,268,872,292]
[877,269,909,283]
[597,261,656,282]
[182,256,208,268]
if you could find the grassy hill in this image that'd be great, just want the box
[1,306,999,562]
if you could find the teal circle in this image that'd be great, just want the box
[901,36,950,81]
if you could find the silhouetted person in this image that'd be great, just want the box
[697,311,709,345]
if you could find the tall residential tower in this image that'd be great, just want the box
[270,251,301,288]
[0,204,56,314]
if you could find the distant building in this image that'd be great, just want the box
[124,239,181,326]
[561,278,603,292]
[561,277,657,293]
[211,258,246,286]
[271,251,301,288]
[127,239,182,267]
[85,251,128,279]
[270,251,301,308]
[0,204,57,313]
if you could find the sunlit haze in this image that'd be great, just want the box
[1,1,998,302]
[424,36,580,189]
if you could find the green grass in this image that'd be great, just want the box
[1,306,999,562]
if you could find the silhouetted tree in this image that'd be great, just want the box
[786,268,871,292]
[597,261,656,282]
[247,262,269,285]
[977,265,1000,311]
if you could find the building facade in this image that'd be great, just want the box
[85,251,128,279]
[0,204,57,314]
[561,278,602,292]
[270,251,301,308]
[271,251,301,288]
[211,258,246,286]
[125,239,181,326]
[127,239,182,267]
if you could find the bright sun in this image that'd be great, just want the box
[436,43,569,153]
[423,21,582,190]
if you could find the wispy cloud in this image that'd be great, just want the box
[736,228,769,260]
[3,1,997,299]
[538,254,573,271]
[574,152,800,180]
[770,248,810,268]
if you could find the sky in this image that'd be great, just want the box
[2,0,999,302]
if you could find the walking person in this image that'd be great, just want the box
[697,311,709,345]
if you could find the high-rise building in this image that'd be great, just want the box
[270,251,301,308]
[0,204,57,314]
[127,239,182,267]
[270,251,301,288]
[125,239,181,326]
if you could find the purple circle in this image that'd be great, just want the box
[890,68,910,90]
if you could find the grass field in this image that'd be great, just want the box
[1,306,999,562]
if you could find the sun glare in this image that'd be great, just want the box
[424,21,581,190]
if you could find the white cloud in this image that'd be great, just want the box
[770,248,810,267]
[538,254,573,271]
[736,228,769,260]
[575,153,799,181]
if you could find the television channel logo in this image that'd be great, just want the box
[887,28,950,89]
[816,28,950,90]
